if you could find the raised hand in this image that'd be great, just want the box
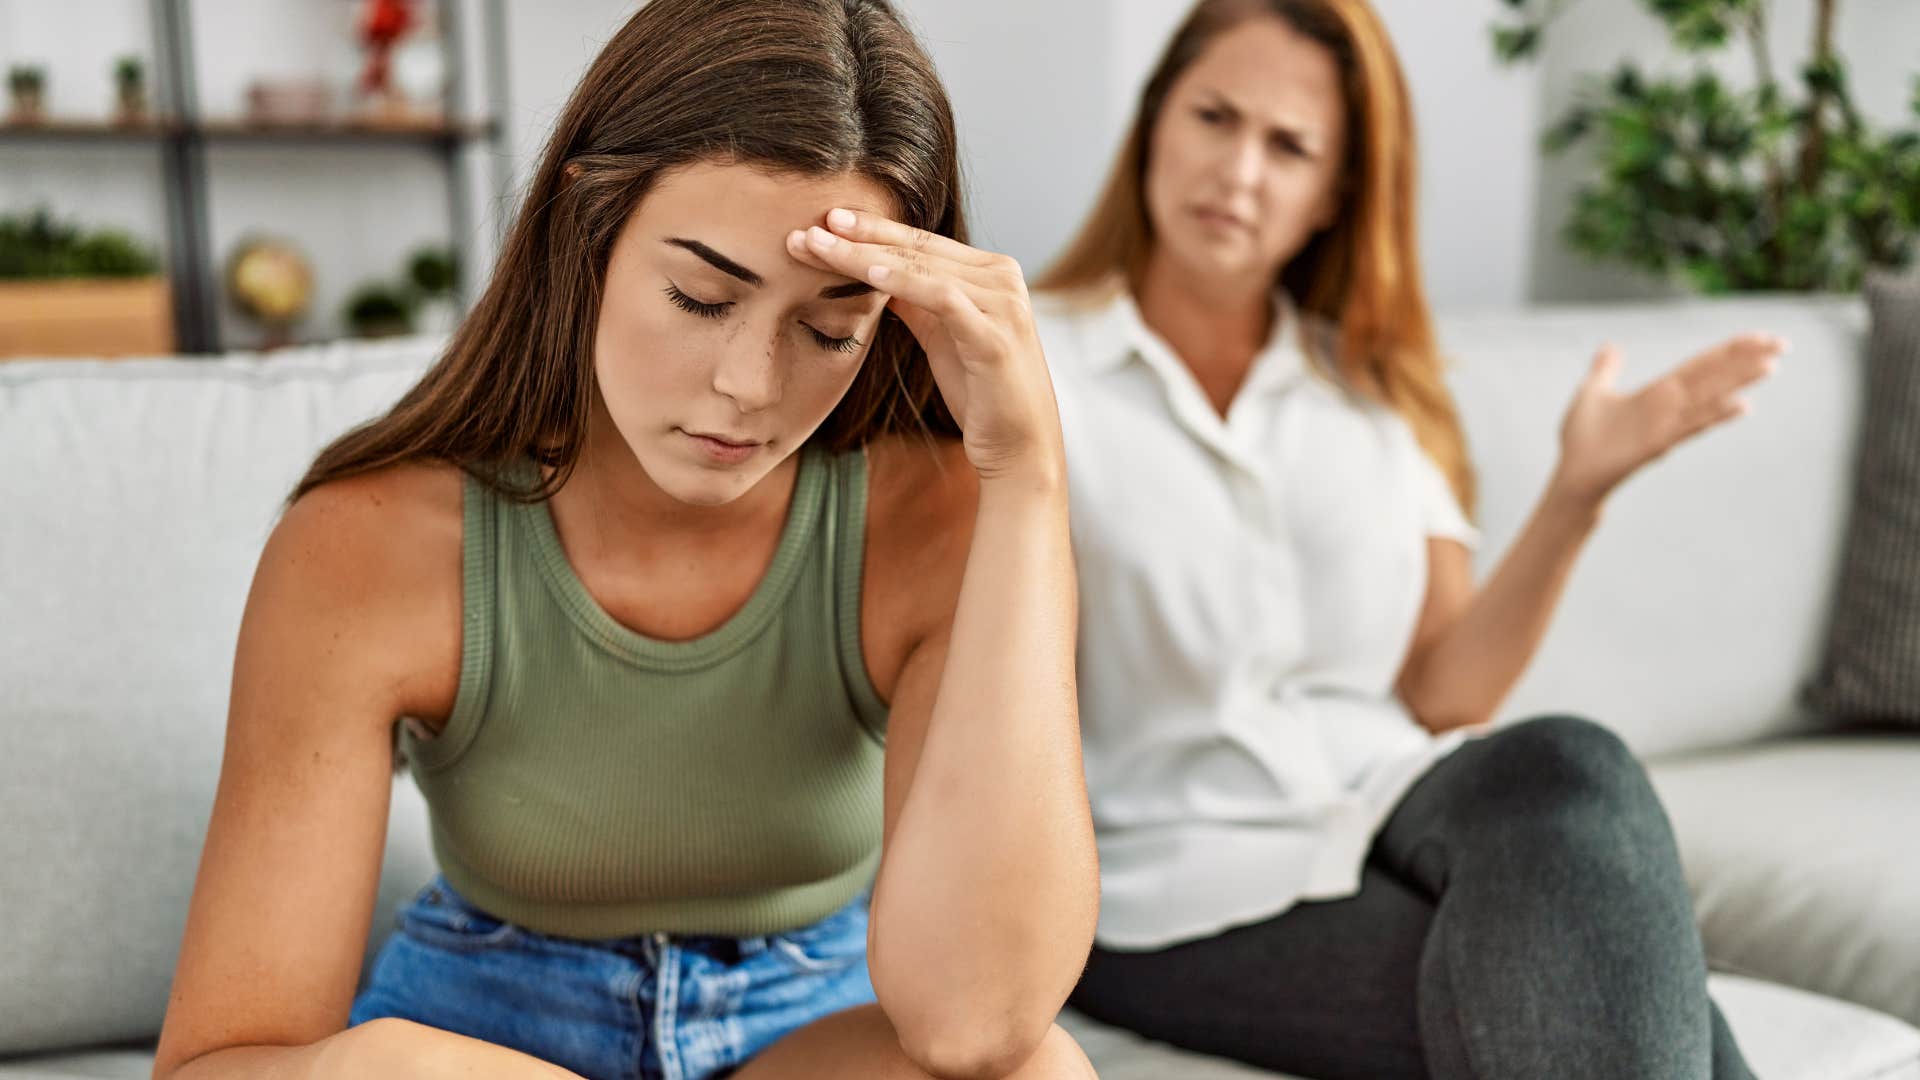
[785,208,1062,487]
[1551,333,1785,506]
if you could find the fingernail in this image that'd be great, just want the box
[808,226,838,248]
[786,229,807,249]
[868,264,891,284]
[828,208,856,230]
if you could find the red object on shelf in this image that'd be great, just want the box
[356,0,418,97]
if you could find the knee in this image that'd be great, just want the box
[1474,715,1654,820]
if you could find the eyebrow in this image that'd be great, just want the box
[1198,88,1315,146]
[666,237,875,300]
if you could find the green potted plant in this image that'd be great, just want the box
[0,208,172,358]
[8,65,47,125]
[1494,0,1920,293]
[344,282,416,339]
[405,245,459,332]
[342,246,460,340]
[114,56,147,124]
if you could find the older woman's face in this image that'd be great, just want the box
[591,160,895,507]
[1144,15,1349,292]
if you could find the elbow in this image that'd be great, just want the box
[893,1013,1054,1080]
[879,969,1064,1080]
[1400,681,1488,736]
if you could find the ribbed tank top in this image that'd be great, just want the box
[398,446,890,940]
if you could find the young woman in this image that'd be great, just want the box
[1033,1,1778,1076]
[152,3,1098,1078]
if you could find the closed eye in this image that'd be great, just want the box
[807,326,863,355]
[664,283,731,319]
[670,282,862,354]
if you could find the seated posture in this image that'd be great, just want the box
[153,3,1098,1078]
[1033,1,1779,1076]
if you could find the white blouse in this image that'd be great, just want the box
[1035,285,1485,949]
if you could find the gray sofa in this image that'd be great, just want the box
[2,296,1916,1078]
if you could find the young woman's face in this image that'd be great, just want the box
[592,160,896,506]
[1144,15,1349,293]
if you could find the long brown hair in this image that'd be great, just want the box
[1038,0,1475,517]
[293,0,962,504]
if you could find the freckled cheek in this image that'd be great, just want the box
[593,321,711,422]
[794,355,863,421]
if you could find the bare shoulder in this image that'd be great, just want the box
[857,434,977,701]
[261,459,465,723]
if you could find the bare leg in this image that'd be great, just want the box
[733,1005,1098,1080]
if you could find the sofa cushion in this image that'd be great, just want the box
[1804,271,1920,731]
[6,973,1913,1080]
[1649,735,1920,1029]
[0,342,440,1056]
[1057,973,1920,1080]
[1441,297,1867,757]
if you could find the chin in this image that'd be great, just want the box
[1166,233,1268,288]
[638,445,776,507]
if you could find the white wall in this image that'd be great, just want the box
[4,0,1915,343]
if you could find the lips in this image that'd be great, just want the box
[682,430,761,449]
[1192,206,1248,229]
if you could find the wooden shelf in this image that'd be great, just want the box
[4,0,510,354]
[0,117,181,140]
[0,116,496,144]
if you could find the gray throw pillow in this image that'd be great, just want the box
[1804,270,1920,730]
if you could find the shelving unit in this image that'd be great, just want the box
[0,0,511,354]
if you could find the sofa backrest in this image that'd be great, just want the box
[0,340,440,1056]
[1439,296,1868,758]
[0,295,1871,1054]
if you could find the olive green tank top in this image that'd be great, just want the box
[398,446,889,940]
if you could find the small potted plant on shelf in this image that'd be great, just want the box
[406,245,458,332]
[344,282,415,339]
[8,65,47,125]
[0,208,172,359]
[114,56,147,125]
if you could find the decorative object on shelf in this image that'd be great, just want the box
[244,77,334,125]
[7,65,47,125]
[345,282,415,338]
[342,244,459,339]
[1494,0,1920,293]
[226,237,314,350]
[0,209,159,279]
[356,0,419,121]
[406,244,459,332]
[0,0,505,354]
[391,1,449,120]
[113,56,147,125]
[0,208,170,358]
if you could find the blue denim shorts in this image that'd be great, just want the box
[349,875,878,1080]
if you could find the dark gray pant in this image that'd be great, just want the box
[1069,715,1755,1080]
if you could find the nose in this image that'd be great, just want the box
[709,334,784,414]
[1217,133,1264,195]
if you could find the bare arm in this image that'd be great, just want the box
[1396,492,1601,733]
[152,472,578,1080]
[1397,333,1782,733]
[868,471,1094,1079]
[787,210,1098,1079]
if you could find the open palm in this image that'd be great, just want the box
[1553,333,1784,504]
